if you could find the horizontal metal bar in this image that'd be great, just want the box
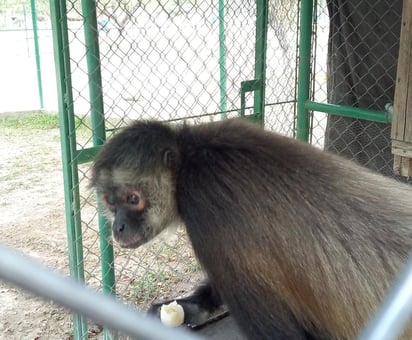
[0,244,200,340]
[305,101,391,123]
[76,146,101,164]
[359,256,412,340]
[241,79,262,92]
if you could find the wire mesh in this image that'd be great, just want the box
[311,0,402,176]
[0,3,56,112]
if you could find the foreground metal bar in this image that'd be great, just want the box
[0,244,199,340]
[359,256,412,340]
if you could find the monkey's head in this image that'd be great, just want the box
[90,121,181,248]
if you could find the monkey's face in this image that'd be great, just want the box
[100,184,148,248]
[90,121,181,248]
[94,167,180,249]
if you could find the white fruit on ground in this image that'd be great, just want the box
[160,300,185,327]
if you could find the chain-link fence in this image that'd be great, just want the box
[312,0,402,176]
[0,1,58,112]
[50,0,404,338]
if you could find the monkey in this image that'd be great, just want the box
[90,118,412,339]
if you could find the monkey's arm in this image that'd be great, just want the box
[147,280,227,326]
[147,282,323,339]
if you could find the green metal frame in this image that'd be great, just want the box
[218,0,227,115]
[49,1,88,338]
[295,0,391,142]
[30,0,44,109]
[81,1,115,339]
[80,0,116,299]
[240,0,269,124]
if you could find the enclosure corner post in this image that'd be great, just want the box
[296,0,314,142]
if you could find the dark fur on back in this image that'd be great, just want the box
[91,119,412,339]
[173,120,412,338]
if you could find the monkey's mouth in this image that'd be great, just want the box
[113,233,144,249]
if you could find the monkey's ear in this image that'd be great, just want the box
[162,149,177,170]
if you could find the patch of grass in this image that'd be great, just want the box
[0,112,60,130]
[131,271,168,302]
[0,112,92,143]
[0,174,16,182]
[186,259,202,273]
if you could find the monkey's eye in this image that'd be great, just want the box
[124,191,145,211]
[102,194,115,207]
[126,194,140,205]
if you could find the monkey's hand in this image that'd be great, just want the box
[147,281,228,327]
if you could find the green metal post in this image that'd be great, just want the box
[49,1,88,338]
[218,0,227,116]
[81,0,106,146]
[30,0,44,109]
[81,2,115,339]
[296,0,314,141]
[81,0,115,291]
[22,5,30,56]
[253,0,269,123]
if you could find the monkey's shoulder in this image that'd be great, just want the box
[177,120,328,171]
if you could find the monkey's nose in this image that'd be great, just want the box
[113,222,126,234]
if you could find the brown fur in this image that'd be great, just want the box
[91,119,412,339]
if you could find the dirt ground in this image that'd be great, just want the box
[0,119,202,339]
[0,123,74,339]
